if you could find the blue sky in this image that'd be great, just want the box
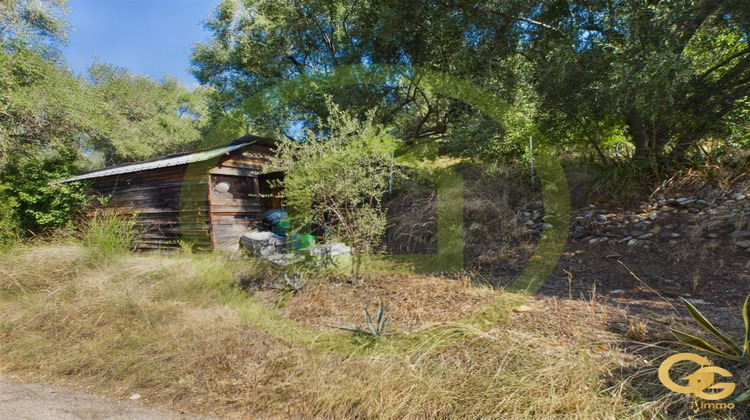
[63,0,218,87]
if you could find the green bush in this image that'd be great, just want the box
[270,100,398,280]
[0,183,19,249]
[2,150,89,235]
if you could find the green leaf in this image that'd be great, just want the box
[376,301,384,328]
[382,316,391,332]
[733,388,750,403]
[743,294,750,357]
[680,297,742,356]
[670,329,743,361]
[364,309,377,336]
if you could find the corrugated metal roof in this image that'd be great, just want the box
[55,141,254,184]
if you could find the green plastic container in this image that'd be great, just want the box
[290,233,316,250]
[271,222,290,236]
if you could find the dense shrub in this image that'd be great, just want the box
[2,150,89,235]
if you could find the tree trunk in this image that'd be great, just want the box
[626,107,649,159]
[586,125,609,164]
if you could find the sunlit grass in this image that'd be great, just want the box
[0,241,685,418]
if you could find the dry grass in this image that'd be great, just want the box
[259,273,496,330]
[0,243,684,419]
[385,163,537,270]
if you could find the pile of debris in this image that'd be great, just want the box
[239,209,352,268]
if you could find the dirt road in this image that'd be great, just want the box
[0,376,205,420]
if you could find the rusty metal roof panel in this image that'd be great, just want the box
[55,142,254,184]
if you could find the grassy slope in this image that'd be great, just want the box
[0,243,671,419]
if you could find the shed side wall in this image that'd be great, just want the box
[208,146,274,249]
[88,163,212,250]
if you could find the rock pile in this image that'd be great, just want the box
[521,193,750,253]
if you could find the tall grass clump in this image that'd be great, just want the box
[80,211,138,259]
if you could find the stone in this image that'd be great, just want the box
[659,206,673,212]
[649,225,662,234]
[627,239,638,246]
[684,298,709,305]
[735,240,750,248]
[706,220,726,231]
[596,214,608,223]
[730,231,750,239]
[638,233,654,239]
[630,230,645,236]
[571,230,587,240]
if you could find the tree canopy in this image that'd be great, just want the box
[0,2,209,239]
[192,0,749,161]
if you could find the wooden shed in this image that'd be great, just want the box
[57,135,283,250]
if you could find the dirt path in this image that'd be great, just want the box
[0,376,205,420]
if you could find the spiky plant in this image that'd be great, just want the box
[273,273,305,308]
[331,300,392,339]
[670,294,749,402]
[280,273,305,293]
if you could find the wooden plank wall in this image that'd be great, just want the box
[84,143,278,251]
[208,146,274,249]
[88,163,213,250]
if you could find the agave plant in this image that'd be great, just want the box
[273,273,305,308]
[331,301,392,338]
[670,294,749,402]
[280,273,305,293]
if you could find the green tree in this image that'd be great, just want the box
[194,0,750,164]
[0,0,68,40]
[85,63,209,164]
[191,0,525,156]
[0,42,209,239]
[270,100,398,279]
[0,46,102,169]
[526,0,750,161]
